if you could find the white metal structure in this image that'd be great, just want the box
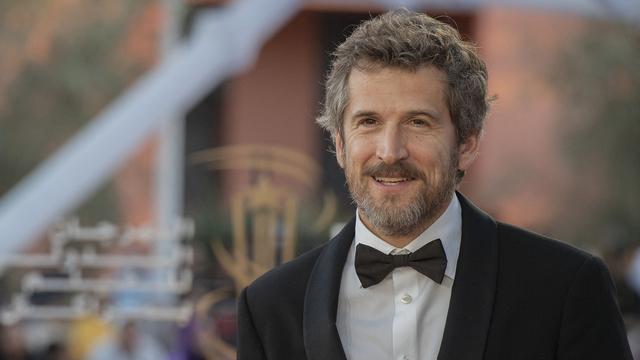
[0,0,305,259]
[0,0,637,261]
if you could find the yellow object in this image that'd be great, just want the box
[66,315,113,360]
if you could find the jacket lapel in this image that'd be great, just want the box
[438,193,498,360]
[303,218,354,360]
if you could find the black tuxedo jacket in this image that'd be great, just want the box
[237,194,631,359]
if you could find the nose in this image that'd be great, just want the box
[376,126,409,164]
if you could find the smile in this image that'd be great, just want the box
[372,176,414,185]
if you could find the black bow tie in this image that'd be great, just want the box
[355,240,447,288]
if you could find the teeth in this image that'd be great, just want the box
[374,177,410,183]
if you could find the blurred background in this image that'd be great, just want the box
[0,0,638,359]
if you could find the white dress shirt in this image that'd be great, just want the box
[336,194,462,360]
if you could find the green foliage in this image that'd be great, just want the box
[553,22,640,248]
[0,1,151,223]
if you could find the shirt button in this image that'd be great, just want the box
[400,294,412,304]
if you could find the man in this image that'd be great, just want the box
[237,9,632,360]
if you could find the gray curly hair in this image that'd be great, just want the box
[316,9,490,146]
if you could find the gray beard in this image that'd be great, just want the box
[345,154,458,237]
[354,181,453,236]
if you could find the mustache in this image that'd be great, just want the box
[362,162,425,181]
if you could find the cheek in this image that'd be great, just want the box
[411,145,455,175]
[345,137,373,163]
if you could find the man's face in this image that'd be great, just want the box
[335,65,479,241]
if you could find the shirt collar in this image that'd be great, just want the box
[354,193,462,280]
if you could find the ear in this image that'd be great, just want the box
[335,133,345,169]
[457,132,481,172]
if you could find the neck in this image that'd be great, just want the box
[358,194,453,248]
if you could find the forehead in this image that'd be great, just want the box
[345,65,449,117]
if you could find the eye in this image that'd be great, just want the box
[409,118,429,127]
[357,117,378,127]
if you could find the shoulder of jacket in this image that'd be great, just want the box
[496,221,595,264]
[246,244,326,295]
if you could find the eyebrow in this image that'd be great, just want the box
[350,110,378,119]
[350,109,442,121]
[407,110,442,122]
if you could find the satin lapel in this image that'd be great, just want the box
[438,193,498,360]
[303,218,354,360]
